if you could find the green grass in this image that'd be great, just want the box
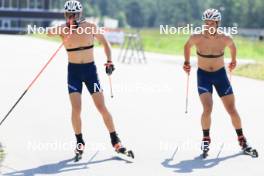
[138,29,192,55]
[234,37,264,61]
[136,28,264,61]
[235,62,264,80]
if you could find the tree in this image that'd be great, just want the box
[125,1,144,27]
[67,0,264,28]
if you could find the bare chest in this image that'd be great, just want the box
[62,29,94,48]
[196,38,226,54]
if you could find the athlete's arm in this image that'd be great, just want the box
[93,24,112,62]
[225,36,237,71]
[92,23,114,75]
[184,36,194,63]
[183,35,196,73]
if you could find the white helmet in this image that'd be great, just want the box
[202,8,221,21]
[64,0,83,13]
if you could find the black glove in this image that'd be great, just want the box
[105,61,115,75]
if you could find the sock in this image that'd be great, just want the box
[75,133,85,145]
[203,129,210,138]
[236,128,244,137]
[110,131,120,146]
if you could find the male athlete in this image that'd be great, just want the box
[183,9,258,158]
[48,0,133,161]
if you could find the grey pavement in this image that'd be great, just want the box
[0,35,263,176]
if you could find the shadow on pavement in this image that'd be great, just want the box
[162,152,242,173]
[3,151,132,176]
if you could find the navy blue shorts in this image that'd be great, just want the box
[197,67,233,97]
[67,62,102,94]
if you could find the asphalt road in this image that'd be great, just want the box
[0,35,263,176]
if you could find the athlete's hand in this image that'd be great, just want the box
[105,61,115,75]
[228,61,237,71]
[183,61,191,74]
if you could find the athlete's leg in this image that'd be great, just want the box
[91,92,132,156]
[68,63,85,146]
[91,92,123,149]
[197,68,213,143]
[69,92,82,135]
[85,63,124,150]
[221,94,242,129]
[220,94,257,152]
[69,92,85,152]
[199,93,213,154]
[213,68,242,129]
[91,92,116,133]
[199,93,213,130]
[214,68,249,149]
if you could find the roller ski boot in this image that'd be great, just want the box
[201,137,211,159]
[74,142,85,162]
[114,142,134,159]
[111,133,134,159]
[238,136,258,158]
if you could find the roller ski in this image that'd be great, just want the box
[111,132,134,159]
[74,143,85,162]
[201,137,211,159]
[114,143,134,159]
[238,136,258,158]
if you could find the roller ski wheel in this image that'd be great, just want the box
[74,143,85,162]
[238,136,258,158]
[201,137,211,159]
[114,143,134,159]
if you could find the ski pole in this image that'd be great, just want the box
[0,30,74,126]
[108,75,114,98]
[228,62,235,82]
[216,143,224,159]
[185,73,190,114]
[229,70,232,82]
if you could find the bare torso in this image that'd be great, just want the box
[60,22,95,64]
[194,33,228,72]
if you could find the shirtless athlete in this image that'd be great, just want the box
[48,0,134,161]
[183,9,258,158]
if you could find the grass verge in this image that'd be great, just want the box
[234,62,264,80]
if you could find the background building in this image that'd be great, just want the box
[0,0,64,34]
